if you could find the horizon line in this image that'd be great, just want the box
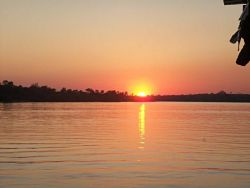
[1,80,250,96]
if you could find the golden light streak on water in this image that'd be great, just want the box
[138,104,145,149]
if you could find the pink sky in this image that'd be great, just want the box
[0,0,249,95]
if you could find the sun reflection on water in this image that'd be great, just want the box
[138,104,145,149]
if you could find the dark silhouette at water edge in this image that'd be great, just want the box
[1,80,250,103]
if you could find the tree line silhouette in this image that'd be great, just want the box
[1,80,250,102]
[0,80,131,102]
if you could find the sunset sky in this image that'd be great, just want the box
[0,0,249,95]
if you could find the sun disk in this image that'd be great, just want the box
[137,92,147,97]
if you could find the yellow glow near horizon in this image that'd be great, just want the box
[130,82,153,96]
[137,92,147,97]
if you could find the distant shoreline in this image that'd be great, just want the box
[1,101,250,104]
[1,80,250,103]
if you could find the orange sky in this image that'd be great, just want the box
[0,0,249,95]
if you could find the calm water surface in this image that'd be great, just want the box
[0,102,250,188]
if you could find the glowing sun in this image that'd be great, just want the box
[130,82,152,97]
[137,91,147,97]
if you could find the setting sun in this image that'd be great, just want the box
[129,81,153,97]
[137,92,147,97]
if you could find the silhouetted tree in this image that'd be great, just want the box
[85,88,95,94]
[1,80,250,103]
